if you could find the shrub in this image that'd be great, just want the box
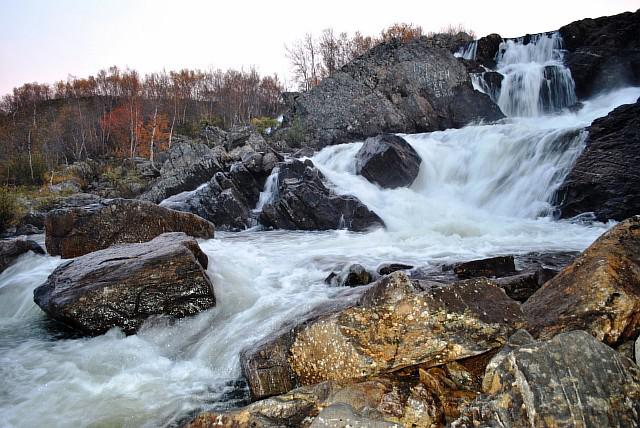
[251,116,280,136]
[0,154,48,186]
[0,187,19,233]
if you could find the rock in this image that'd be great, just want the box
[636,336,639,365]
[241,272,525,400]
[558,98,640,221]
[475,33,503,68]
[522,216,640,345]
[454,330,640,427]
[139,139,223,203]
[451,255,516,279]
[559,9,640,98]
[33,233,215,336]
[377,263,414,276]
[0,239,45,273]
[48,180,82,194]
[45,198,215,258]
[342,264,374,287]
[494,267,559,303]
[259,160,384,232]
[355,134,422,189]
[280,37,504,148]
[310,404,398,428]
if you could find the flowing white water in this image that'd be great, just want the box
[159,183,209,207]
[454,40,477,60]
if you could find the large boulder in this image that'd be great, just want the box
[34,233,215,336]
[279,37,504,149]
[558,98,640,221]
[559,9,640,98]
[45,198,215,258]
[139,140,223,203]
[241,272,525,400]
[355,134,422,189]
[451,255,516,279]
[259,160,384,232]
[0,239,45,273]
[454,330,640,427]
[522,216,640,345]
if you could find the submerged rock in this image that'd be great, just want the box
[259,160,384,232]
[454,330,640,427]
[241,272,524,400]
[279,37,503,148]
[326,264,375,287]
[377,263,414,276]
[558,98,640,222]
[0,239,45,273]
[523,216,640,345]
[451,255,516,279]
[34,233,215,336]
[355,134,422,189]
[45,198,215,258]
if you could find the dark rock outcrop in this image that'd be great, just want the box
[259,160,384,232]
[326,264,375,287]
[523,216,640,345]
[241,272,525,401]
[0,239,45,273]
[454,330,640,427]
[451,255,516,279]
[45,198,215,258]
[558,98,640,221]
[34,233,215,336]
[355,134,422,189]
[560,9,640,98]
[139,140,223,203]
[377,263,414,276]
[475,33,503,68]
[279,37,504,148]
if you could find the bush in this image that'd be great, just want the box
[0,187,19,233]
[0,154,48,186]
[251,116,280,136]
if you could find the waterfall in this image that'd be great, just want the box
[454,40,477,60]
[253,166,279,213]
[494,32,577,116]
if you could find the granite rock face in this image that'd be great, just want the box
[45,198,215,258]
[523,216,640,345]
[558,98,640,222]
[279,37,504,148]
[455,330,640,427]
[241,272,524,401]
[34,233,215,336]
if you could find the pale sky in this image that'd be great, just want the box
[1,0,638,95]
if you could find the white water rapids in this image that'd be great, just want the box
[1,34,640,427]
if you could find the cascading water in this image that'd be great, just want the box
[1,31,639,428]
[454,40,477,60]
[495,32,577,116]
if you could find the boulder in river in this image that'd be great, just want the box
[34,233,215,336]
[259,160,384,232]
[355,134,422,189]
[45,198,215,258]
[241,272,525,400]
[0,239,45,273]
[454,330,640,427]
[278,36,504,148]
[558,98,640,222]
[451,255,516,279]
[523,216,640,345]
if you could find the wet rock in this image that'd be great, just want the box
[0,239,45,273]
[45,198,215,258]
[475,33,503,68]
[241,272,525,400]
[558,98,640,222]
[523,216,640,345]
[451,255,516,279]
[355,134,422,189]
[454,330,640,427]
[33,233,215,336]
[494,267,559,303]
[559,9,640,98]
[342,264,374,287]
[280,37,503,149]
[259,160,384,232]
[377,263,414,276]
[140,140,223,203]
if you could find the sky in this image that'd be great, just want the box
[1,0,639,95]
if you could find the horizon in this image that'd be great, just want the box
[1,0,639,97]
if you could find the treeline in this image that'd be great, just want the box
[0,66,283,185]
[285,23,473,91]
